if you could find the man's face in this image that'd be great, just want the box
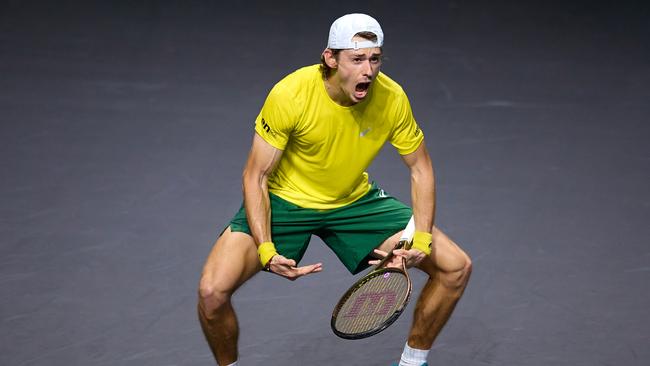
[328,46,383,105]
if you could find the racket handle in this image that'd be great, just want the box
[375,216,416,268]
[400,216,416,242]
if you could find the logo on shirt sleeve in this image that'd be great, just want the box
[261,118,272,134]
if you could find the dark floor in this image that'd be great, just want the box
[1,1,649,365]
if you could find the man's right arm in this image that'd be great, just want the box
[242,133,283,249]
[242,133,323,279]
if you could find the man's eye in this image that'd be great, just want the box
[353,58,362,63]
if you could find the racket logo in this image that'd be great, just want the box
[343,291,397,318]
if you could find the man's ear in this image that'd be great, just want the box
[322,48,338,69]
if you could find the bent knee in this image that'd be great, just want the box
[440,254,472,291]
[198,277,232,314]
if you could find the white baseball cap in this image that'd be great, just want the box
[327,13,384,50]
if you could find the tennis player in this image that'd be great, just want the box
[198,13,472,366]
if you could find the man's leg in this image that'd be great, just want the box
[197,227,261,365]
[408,226,472,349]
[378,225,471,364]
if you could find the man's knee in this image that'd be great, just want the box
[197,229,258,317]
[198,276,232,316]
[440,253,472,293]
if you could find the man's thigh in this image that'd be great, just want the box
[376,225,470,277]
[200,227,261,295]
[418,226,471,276]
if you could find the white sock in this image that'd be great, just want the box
[225,362,238,366]
[399,342,429,366]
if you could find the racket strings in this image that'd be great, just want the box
[334,271,409,334]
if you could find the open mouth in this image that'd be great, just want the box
[354,82,371,99]
[355,82,371,92]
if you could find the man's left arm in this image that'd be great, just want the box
[399,140,436,266]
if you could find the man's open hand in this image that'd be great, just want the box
[267,255,323,281]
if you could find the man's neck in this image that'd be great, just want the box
[323,77,355,107]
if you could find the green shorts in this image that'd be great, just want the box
[228,183,412,274]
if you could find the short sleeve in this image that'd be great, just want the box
[254,84,298,150]
[389,91,424,155]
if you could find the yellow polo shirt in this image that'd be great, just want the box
[254,64,423,209]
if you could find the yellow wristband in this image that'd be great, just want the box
[257,241,278,267]
[412,231,432,256]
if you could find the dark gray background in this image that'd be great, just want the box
[1,1,648,365]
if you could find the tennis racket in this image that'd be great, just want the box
[331,216,415,339]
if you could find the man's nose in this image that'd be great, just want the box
[362,60,373,76]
